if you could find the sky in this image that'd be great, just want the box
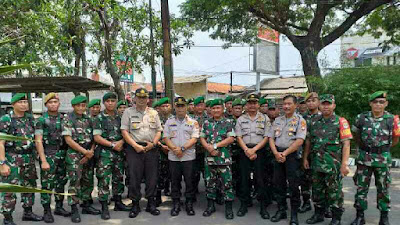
[142,0,341,87]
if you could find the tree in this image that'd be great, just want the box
[358,2,400,46]
[180,0,393,91]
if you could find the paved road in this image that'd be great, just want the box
[5,166,400,225]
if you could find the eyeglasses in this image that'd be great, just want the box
[372,100,386,104]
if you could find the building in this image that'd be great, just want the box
[341,34,399,68]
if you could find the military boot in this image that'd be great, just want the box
[379,211,390,225]
[43,203,54,223]
[145,198,160,216]
[22,207,43,221]
[54,201,71,217]
[70,204,81,223]
[270,206,287,222]
[325,207,332,218]
[3,213,16,225]
[100,201,110,220]
[185,200,195,216]
[350,210,365,225]
[170,199,181,216]
[128,201,140,218]
[306,206,325,224]
[236,201,248,217]
[225,201,234,220]
[260,201,270,219]
[113,195,130,211]
[329,208,343,225]
[81,201,101,215]
[202,199,216,217]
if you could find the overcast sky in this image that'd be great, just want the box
[143,0,342,87]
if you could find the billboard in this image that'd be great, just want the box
[115,55,134,83]
[253,27,279,74]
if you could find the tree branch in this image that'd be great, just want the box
[322,0,393,47]
[287,22,309,32]
[308,0,342,37]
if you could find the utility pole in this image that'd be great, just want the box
[230,71,233,93]
[149,0,157,99]
[161,0,174,103]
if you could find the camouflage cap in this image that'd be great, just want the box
[259,97,267,106]
[71,95,88,105]
[267,99,277,109]
[158,97,170,106]
[11,93,28,104]
[369,91,387,102]
[88,99,101,108]
[246,93,259,102]
[210,98,224,108]
[135,88,149,97]
[224,95,234,103]
[117,100,128,108]
[175,97,187,105]
[305,92,319,101]
[102,92,117,102]
[193,96,205,106]
[44,92,59,104]
[319,94,335,103]
[232,98,243,107]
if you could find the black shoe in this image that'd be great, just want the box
[71,204,81,223]
[100,201,110,220]
[325,207,332,218]
[202,199,216,217]
[156,190,162,207]
[350,210,365,225]
[237,201,248,217]
[299,200,312,213]
[145,198,160,216]
[3,213,16,225]
[270,208,287,222]
[290,210,299,225]
[329,207,343,225]
[185,200,195,216]
[225,201,234,220]
[171,199,181,216]
[306,207,325,224]
[81,201,101,215]
[379,211,390,225]
[43,204,54,223]
[114,196,131,212]
[128,201,140,218]
[22,207,43,221]
[54,201,71,217]
[260,201,270,219]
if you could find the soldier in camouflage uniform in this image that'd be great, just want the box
[35,93,71,223]
[188,98,195,117]
[0,93,43,225]
[192,96,208,197]
[298,97,308,115]
[299,92,321,214]
[231,98,244,192]
[350,91,400,225]
[93,92,130,220]
[62,95,100,223]
[224,96,234,119]
[303,94,352,225]
[117,100,128,116]
[200,99,236,220]
[267,99,280,122]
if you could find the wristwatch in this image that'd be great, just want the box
[0,160,7,166]
[213,143,217,150]
[181,146,185,152]
[111,142,116,149]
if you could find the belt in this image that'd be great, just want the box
[136,142,148,146]
[246,144,257,148]
[276,146,286,152]
[361,146,390,154]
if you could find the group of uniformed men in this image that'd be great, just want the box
[0,88,398,225]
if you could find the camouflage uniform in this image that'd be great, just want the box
[93,111,125,202]
[193,112,208,190]
[62,112,94,205]
[35,112,68,205]
[352,111,400,212]
[200,117,236,201]
[0,111,37,213]
[157,114,173,195]
[308,113,352,213]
